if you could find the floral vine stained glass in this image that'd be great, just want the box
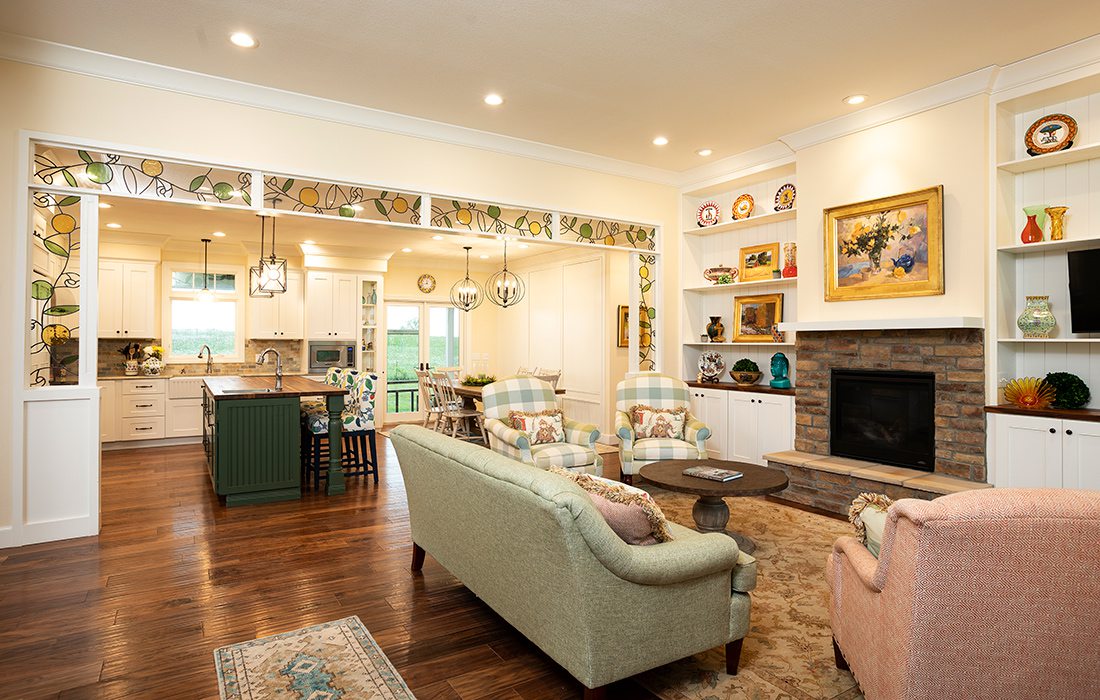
[28,192,82,387]
[264,176,421,224]
[638,253,656,372]
[560,216,656,251]
[33,144,251,205]
[430,200,552,239]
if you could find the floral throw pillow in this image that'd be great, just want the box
[848,492,894,558]
[630,404,687,440]
[509,409,565,445]
[549,468,673,545]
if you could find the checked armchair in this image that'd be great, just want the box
[615,373,710,484]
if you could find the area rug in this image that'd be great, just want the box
[639,489,864,700]
[214,616,414,699]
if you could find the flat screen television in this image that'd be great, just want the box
[1067,248,1100,333]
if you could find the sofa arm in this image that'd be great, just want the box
[831,535,883,593]
[563,417,599,448]
[588,527,741,586]
[731,550,757,593]
[615,411,634,444]
[485,418,531,451]
[684,415,711,452]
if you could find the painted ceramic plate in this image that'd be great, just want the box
[417,274,436,293]
[697,200,721,227]
[774,183,796,211]
[732,194,754,220]
[698,351,726,382]
[1025,114,1077,156]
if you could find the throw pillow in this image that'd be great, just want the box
[549,468,673,545]
[848,492,894,558]
[630,404,687,440]
[509,409,565,444]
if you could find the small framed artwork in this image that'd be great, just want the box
[617,305,629,347]
[739,242,780,282]
[733,293,783,342]
[824,185,943,302]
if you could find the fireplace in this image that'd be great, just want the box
[830,369,935,471]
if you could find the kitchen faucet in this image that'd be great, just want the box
[197,344,214,375]
[256,347,283,391]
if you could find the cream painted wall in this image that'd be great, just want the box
[0,59,679,532]
[794,95,989,321]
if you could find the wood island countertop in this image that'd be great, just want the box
[203,375,347,400]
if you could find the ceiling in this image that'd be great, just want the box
[5,2,1100,170]
[99,195,551,264]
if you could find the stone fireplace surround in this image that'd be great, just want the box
[766,328,991,515]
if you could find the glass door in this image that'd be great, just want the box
[384,302,461,422]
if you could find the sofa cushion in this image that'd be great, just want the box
[848,492,894,558]
[531,442,596,469]
[631,405,686,440]
[633,437,698,462]
[510,409,565,444]
[550,468,673,544]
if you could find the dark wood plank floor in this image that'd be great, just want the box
[0,438,660,699]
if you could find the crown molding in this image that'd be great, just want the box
[677,141,795,193]
[990,32,1100,102]
[0,32,681,187]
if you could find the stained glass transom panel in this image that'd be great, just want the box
[263,176,421,224]
[28,191,82,387]
[430,200,552,239]
[560,216,656,251]
[638,253,656,372]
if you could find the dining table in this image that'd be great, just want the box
[453,383,565,408]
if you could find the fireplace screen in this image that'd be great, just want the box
[830,369,935,471]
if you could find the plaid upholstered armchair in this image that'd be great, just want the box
[481,376,602,475]
[615,373,710,484]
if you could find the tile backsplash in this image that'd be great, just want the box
[98,338,304,377]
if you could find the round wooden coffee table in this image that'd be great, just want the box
[639,459,789,554]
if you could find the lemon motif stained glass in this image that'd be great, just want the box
[263,176,421,224]
[431,200,551,238]
[29,191,82,387]
[560,216,656,251]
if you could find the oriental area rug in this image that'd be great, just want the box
[214,616,413,699]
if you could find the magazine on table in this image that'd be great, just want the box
[682,466,743,482]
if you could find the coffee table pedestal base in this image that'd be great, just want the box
[692,495,757,555]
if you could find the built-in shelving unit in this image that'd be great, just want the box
[997,141,1100,174]
[681,160,799,383]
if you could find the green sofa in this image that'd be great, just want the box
[390,424,756,699]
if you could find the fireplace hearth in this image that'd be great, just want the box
[830,369,935,471]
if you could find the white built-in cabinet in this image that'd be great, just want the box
[249,270,305,338]
[989,413,1100,490]
[307,271,358,339]
[98,381,119,443]
[98,260,158,338]
[689,387,794,466]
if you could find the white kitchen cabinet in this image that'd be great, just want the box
[307,271,358,339]
[688,387,728,459]
[98,260,157,338]
[728,392,795,466]
[98,381,119,443]
[166,398,204,438]
[249,270,304,339]
[990,413,1100,489]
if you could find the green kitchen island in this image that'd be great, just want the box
[202,375,349,506]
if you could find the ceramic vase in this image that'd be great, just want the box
[782,242,798,278]
[124,359,139,376]
[1017,296,1057,338]
[1045,206,1068,241]
[142,356,163,376]
[706,316,725,343]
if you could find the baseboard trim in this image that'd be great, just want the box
[102,436,201,451]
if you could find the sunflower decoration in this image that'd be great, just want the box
[1003,377,1057,410]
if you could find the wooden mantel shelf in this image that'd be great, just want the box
[778,317,984,332]
[687,381,795,396]
[985,404,1100,423]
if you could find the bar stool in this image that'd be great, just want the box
[301,370,378,488]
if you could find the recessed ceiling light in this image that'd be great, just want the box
[302,240,315,245]
[401,247,413,253]
[98,202,112,209]
[484,93,504,106]
[696,148,713,157]
[843,94,867,105]
[431,235,444,241]
[652,136,669,146]
[229,32,257,48]
[105,223,121,229]
[479,254,489,259]
[212,231,226,237]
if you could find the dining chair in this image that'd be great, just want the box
[415,369,443,430]
[430,370,481,440]
[473,398,489,444]
[516,367,536,376]
[534,369,561,390]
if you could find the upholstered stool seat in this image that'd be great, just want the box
[301,370,378,488]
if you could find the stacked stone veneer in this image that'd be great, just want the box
[794,328,986,482]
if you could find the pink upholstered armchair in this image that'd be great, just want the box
[828,488,1100,700]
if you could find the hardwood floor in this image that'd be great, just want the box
[0,438,661,699]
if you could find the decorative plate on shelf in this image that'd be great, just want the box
[417,274,436,293]
[774,183,796,211]
[698,351,726,383]
[732,194,754,220]
[697,200,721,227]
[1024,114,1077,157]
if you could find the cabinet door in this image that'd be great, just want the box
[727,393,759,464]
[98,261,125,338]
[1062,419,1100,490]
[122,262,158,337]
[756,394,795,464]
[690,389,728,459]
[166,398,204,438]
[331,273,358,339]
[307,271,334,339]
[992,413,1062,488]
[278,270,305,339]
[98,382,119,443]
[248,290,280,339]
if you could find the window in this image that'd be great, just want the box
[166,264,243,360]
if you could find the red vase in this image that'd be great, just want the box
[1020,214,1043,244]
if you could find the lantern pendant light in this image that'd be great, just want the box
[486,239,525,308]
[198,238,215,303]
[258,206,287,295]
[450,246,484,312]
[249,214,273,298]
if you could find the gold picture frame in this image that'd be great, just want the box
[733,293,783,342]
[739,242,781,282]
[617,305,629,347]
[824,185,944,302]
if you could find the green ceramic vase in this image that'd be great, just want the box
[1017,295,1057,338]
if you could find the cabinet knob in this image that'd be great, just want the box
[1049,428,1057,434]
[1066,429,1074,436]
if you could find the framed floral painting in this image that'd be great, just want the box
[824,186,944,301]
[733,293,783,342]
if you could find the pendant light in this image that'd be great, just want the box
[249,214,273,298]
[486,239,525,308]
[450,246,484,312]
[198,238,215,303]
[259,206,287,294]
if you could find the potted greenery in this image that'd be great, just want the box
[461,373,496,387]
[142,345,166,376]
[729,358,762,385]
[1044,372,1091,409]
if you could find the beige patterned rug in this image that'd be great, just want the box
[639,488,864,700]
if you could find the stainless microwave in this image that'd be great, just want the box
[308,341,355,373]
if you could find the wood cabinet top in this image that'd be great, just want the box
[686,381,795,396]
[203,375,346,400]
[985,404,1100,423]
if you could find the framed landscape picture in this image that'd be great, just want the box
[617,305,629,347]
[733,293,783,342]
[739,242,780,282]
[824,185,944,301]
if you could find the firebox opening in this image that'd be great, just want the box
[830,369,935,471]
